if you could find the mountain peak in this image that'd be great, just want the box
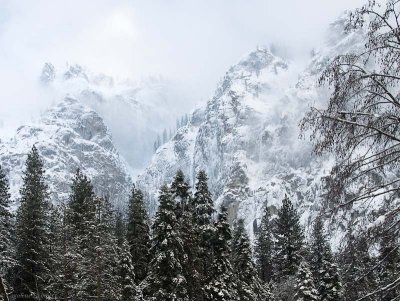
[0,97,131,206]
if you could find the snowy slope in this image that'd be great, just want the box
[40,62,195,173]
[137,15,367,238]
[0,97,132,208]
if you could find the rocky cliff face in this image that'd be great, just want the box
[39,63,195,173]
[0,97,131,208]
[137,16,367,239]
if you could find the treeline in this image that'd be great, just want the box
[0,145,399,301]
[0,146,267,301]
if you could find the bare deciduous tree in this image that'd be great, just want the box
[301,1,400,299]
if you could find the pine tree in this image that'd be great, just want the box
[254,200,273,283]
[273,194,304,280]
[192,170,215,294]
[115,210,126,249]
[126,186,151,284]
[163,128,168,144]
[377,216,399,301]
[193,170,214,226]
[153,141,158,153]
[339,229,375,301]
[79,197,121,301]
[179,208,202,301]
[68,169,95,237]
[204,206,237,301]
[170,169,191,220]
[294,260,318,301]
[48,203,75,301]
[118,239,142,301]
[66,170,99,301]
[232,219,268,301]
[157,135,161,149]
[14,145,51,300]
[319,260,343,301]
[0,165,13,300]
[309,215,328,283]
[309,215,343,301]
[147,185,188,301]
[170,170,201,299]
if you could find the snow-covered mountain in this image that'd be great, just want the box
[0,97,132,208]
[39,62,196,174]
[137,15,367,238]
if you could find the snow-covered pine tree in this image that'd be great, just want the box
[68,169,95,237]
[377,210,399,301]
[0,165,13,300]
[118,238,142,301]
[79,197,120,301]
[339,228,375,301]
[46,203,75,301]
[170,169,191,220]
[319,261,343,301]
[115,210,126,249]
[204,206,237,301]
[126,186,151,284]
[170,170,200,299]
[147,185,188,301]
[162,128,168,144]
[309,215,327,283]
[45,204,63,300]
[193,170,214,226]
[192,170,215,294]
[294,260,318,301]
[66,170,98,300]
[309,215,343,301]
[232,219,269,301]
[254,200,274,283]
[179,208,201,301]
[273,194,304,281]
[14,145,51,300]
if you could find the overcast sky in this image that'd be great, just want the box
[0,0,365,135]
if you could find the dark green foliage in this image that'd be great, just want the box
[377,215,400,301]
[294,260,318,301]
[127,186,151,284]
[65,169,96,300]
[309,215,328,283]
[192,170,216,299]
[232,219,269,301]
[339,229,375,301]
[45,204,64,300]
[170,170,191,220]
[255,200,274,283]
[68,169,95,237]
[115,210,126,249]
[273,194,304,281]
[180,209,202,301]
[204,206,237,301]
[147,185,188,301]
[0,165,13,298]
[171,170,202,300]
[119,239,142,301]
[14,145,50,300]
[309,215,343,301]
[193,170,214,226]
[319,261,342,301]
[79,196,121,301]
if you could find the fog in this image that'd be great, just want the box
[0,0,365,139]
